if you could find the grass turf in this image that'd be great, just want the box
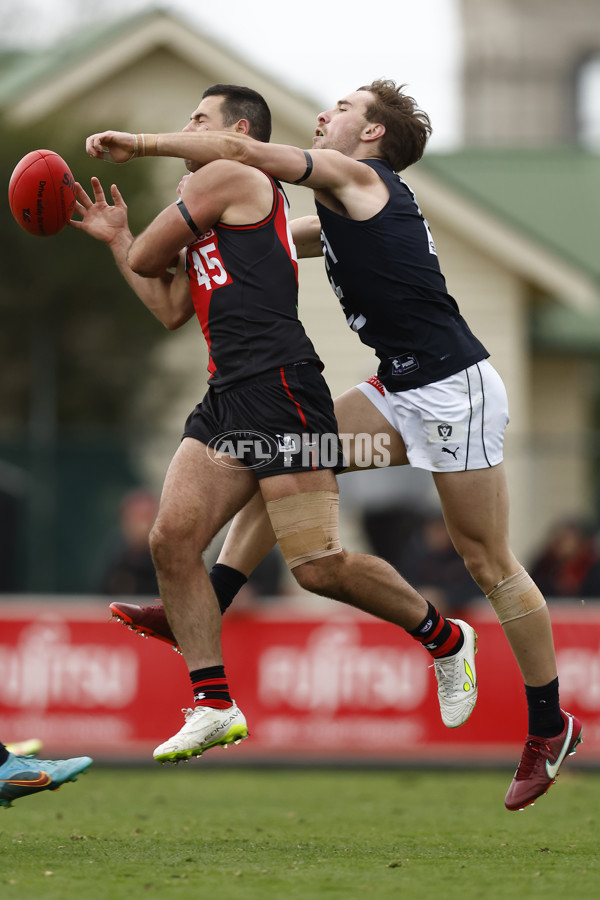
[0,765,597,899]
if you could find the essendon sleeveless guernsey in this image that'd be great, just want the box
[315,158,488,392]
[185,173,321,391]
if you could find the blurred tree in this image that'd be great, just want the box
[0,113,181,591]
[1,114,167,431]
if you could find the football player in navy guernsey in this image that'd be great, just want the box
[77,84,479,766]
[85,79,584,810]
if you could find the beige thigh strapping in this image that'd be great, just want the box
[266,490,343,569]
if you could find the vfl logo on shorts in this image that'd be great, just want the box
[428,422,464,463]
[429,422,465,444]
[436,424,461,461]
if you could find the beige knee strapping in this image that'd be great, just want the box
[486,566,546,625]
[266,490,343,569]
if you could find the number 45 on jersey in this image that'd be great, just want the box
[188,230,232,291]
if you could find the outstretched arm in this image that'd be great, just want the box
[85,130,376,194]
[69,177,194,329]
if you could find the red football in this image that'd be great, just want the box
[8,149,77,237]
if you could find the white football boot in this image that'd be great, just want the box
[433,619,478,728]
[154,703,248,762]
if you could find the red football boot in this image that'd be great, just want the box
[505,710,583,811]
[109,600,181,653]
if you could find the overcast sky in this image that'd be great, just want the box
[3,0,463,150]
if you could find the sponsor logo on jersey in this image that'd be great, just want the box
[391,353,419,376]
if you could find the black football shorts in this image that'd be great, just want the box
[183,362,345,479]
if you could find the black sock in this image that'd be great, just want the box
[189,665,232,709]
[525,678,562,737]
[0,743,9,765]
[408,601,464,658]
[209,563,248,614]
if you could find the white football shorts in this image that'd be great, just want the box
[356,359,509,472]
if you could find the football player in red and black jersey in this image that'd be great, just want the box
[77,85,477,765]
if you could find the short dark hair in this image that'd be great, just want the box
[202,84,272,142]
[357,80,432,171]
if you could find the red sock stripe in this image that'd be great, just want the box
[424,619,446,643]
[429,622,462,659]
[195,698,232,709]
[191,677,228,690]
[192,676,232,710]
[429,633,457,659]
[411,614,462,659]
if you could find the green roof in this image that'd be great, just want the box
[420,149,600,355]
[420,149,600,286]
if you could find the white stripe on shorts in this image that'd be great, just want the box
[356,360,509,472]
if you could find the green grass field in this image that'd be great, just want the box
[0,764,597,900]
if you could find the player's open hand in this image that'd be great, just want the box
[69,177,130,245]
[86,131,136,164]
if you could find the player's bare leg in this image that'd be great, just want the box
[150,438,256,763]
[260,467,478,728]
[218,489,276,573]
[434,464,581,807]
[434,464,558,685]
[333,386,409,470]
[259,468,425,626]
[109,491,267,650]
[149,437,256,668]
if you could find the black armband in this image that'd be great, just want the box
[293,150,314,184]
[176,198,203,237]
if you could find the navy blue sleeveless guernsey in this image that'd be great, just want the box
[315,158,488,392]
[185,173,321,391]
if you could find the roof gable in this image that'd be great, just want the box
[0,7,317,138]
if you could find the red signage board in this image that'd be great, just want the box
[0,601,597,763]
